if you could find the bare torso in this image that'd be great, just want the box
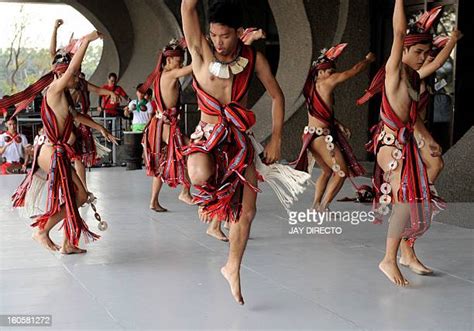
[37,83,76,172]
[385,65,415,124]
[308,79,335,129]
[194,60,249,125]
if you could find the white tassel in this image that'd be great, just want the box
[94,137,111,158]
[248,135,311,211]
[20,170,47,219]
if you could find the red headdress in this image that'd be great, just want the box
[0,38,83,117]
[404,6,443,47]
[314,43,348,71]
[139,38,186,95]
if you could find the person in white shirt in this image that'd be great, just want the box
[0,116,29,174]
[124,83,153,132]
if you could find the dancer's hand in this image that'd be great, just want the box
[109,92,120,104]
[365,52,376,63]
[85,31,103,42]
[54,19,64,29]
[263,136,281,164]
[337,122,351,139]
[100,127,120,145]
[247,29,266,43]
[429,140,442,157]
[450,29,463,43]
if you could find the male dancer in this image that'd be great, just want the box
[181,0,284,304]
[293,44,375,211]
[361,1,444,286]
[0,31,118,254]
[139,39,194,212]
[359,26,462,196]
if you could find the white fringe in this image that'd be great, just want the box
[94,137,111,158]
[249,135,311,211]
[20,169,47,219]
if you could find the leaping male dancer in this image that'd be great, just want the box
[181,0,285,304]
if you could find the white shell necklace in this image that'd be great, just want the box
[208,46,249,79]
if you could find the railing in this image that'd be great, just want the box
[15,103,201,166]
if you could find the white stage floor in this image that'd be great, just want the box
[0,168,472,330]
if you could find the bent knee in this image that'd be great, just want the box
[320,167,332,178]
[188,167,213,186]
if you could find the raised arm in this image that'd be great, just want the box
[49,19,63,59]
[181,0,208,66]
[255,52,284,163]
[386,0,407,81]
[418,30,462,79]
[329,52,376,86]
[50,31,102,93]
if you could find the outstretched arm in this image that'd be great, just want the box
[255,52,284,164]
[87,82,121,103]
[74,113,119,144]
[49,19,63,59]
[169,64,194,80]
[418,30,462,79]
[385,0,406,86]
[329,52,376,86]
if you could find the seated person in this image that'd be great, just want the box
[0,116,29,174]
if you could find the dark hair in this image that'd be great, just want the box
[108,72,118,80]
[52,51,71,65]
[6,116,17,123]
[208,0,243,30]
[136,83,144,90]
[145,88,153,97]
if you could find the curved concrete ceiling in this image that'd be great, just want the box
[2,0,352,143]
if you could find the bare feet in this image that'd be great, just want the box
[206,223,229,242]
[221,266,244,305]
[379,259,409,286]
[150,204,168,212]
[399,256,433,275]
[178,189,194,205]
[32,231,60,251]
[400,240,433,275]
[60,241,87,255]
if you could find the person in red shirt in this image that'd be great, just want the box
[98,73,130,117]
